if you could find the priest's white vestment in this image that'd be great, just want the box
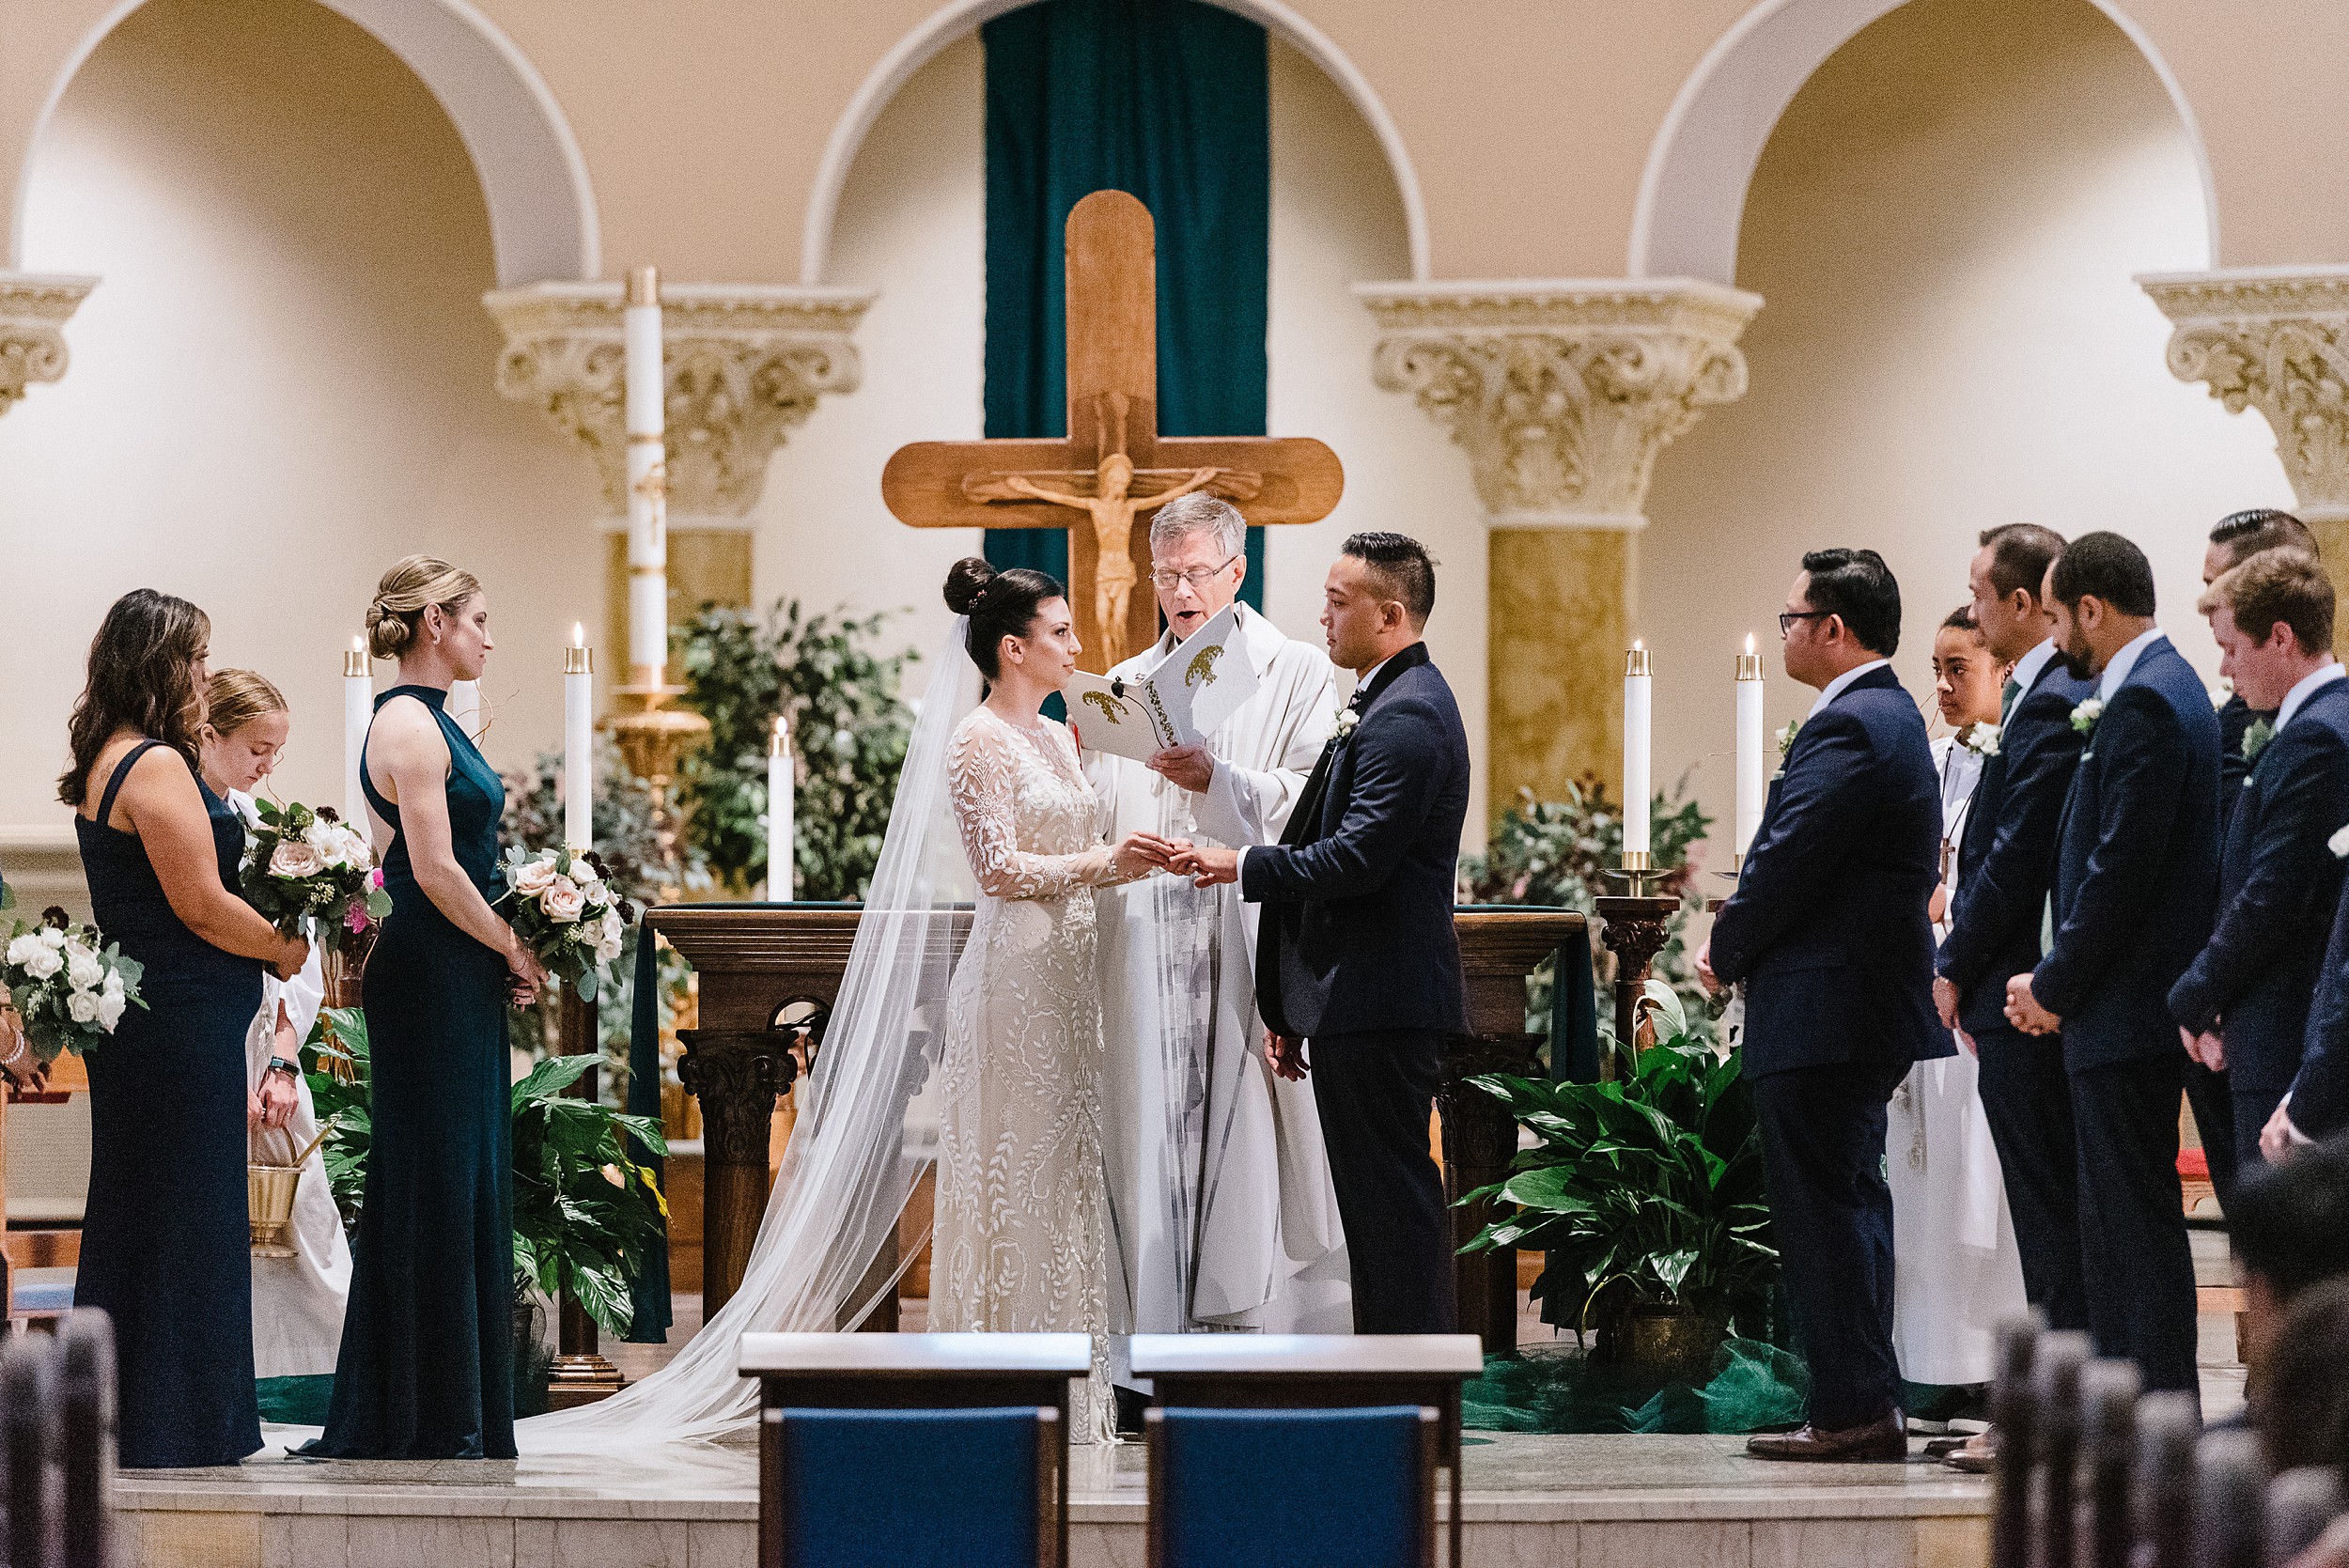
[1087,602,1351,1358]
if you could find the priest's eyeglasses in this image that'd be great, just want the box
[1151,553,1242,592]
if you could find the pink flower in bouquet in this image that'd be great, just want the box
[344,901,372,935]
[269,840,324,879]
[511,858,558,897]
[368,868,385,890]
[539,877,586,924]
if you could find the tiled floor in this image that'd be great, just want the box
[110,1255,2249,1568]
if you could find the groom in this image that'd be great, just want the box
[1175,533,1471,1333]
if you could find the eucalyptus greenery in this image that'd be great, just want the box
[1460,985,1776,1331]
[301,1006,670,1342]
[674,600,918,902]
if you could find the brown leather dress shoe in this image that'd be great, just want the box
[1943,1429,1999,1473]
[1746,1411,1909,1462]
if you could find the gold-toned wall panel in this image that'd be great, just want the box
[605,528,754,684]
[1488,527,1632,816]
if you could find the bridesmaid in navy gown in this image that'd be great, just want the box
[309,556,544,1461]
[61,590,309,1468]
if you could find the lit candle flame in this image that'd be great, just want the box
[351,634,365,653]
[770,713,788,753]
[571,622,585,648]
[1633,639,1644,652]
[1745,632,1755,656]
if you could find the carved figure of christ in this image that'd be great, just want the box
[881,189,1343,672]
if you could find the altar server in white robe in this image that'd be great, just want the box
[199,670,352,1384]
[1087,494,1351,1385]
[1889,609,2027,1393]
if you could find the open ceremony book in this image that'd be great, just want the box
[1066,603,1260,763]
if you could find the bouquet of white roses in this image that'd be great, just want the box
[239,800,391,955]
[494,846,637,999]
[3,908,146,1061]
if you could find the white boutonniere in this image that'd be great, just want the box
[2241,717,2276,771]
[1332,708,1361,742]
[2330,821,2349,860]
[2069,698,2103,737]
[1960,721,2002,759]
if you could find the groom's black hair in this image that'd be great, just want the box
[1344,533,1437,628]
[1798,547,1901,657]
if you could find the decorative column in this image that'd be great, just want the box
[0,274,97,417]
[1357,280,1761,811]
[483,281,874,664]
[2142,268,2349,647]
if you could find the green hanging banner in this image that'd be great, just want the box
[981,0,1269,611]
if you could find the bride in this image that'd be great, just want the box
[520,559,1168,1454]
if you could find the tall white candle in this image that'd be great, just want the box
[446,680,481,740]
[768,714,793,902]
[565,624,594,851]
[343,636,371,828]
[624,266,668,682]
[1735,635,1765,862]
[1624,642,1652,860]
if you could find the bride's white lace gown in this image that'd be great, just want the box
[936,706,1138,1438]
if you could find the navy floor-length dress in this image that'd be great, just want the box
[309,685,516,1459]
[75,739,266,1468]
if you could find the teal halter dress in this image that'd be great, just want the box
[309,686,516,1459]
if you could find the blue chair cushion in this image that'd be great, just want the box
[11,1281,74,1314]
[1158,1405,1426,1568]
[773,1405,1041,1568]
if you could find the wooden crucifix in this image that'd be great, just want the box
[881,189,1345,671]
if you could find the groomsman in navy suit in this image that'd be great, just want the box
[2171,550,2349,1162]
[2005,532,2217,1399]
[2192,509,2320,1203]
[1932,525,2093,1353]
[1701,549,1940,1462]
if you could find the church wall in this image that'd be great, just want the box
[1640,0,2291,878]
[0,0,597,836]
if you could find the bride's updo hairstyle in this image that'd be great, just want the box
[942,557,1066,679]
[367,554,481,660]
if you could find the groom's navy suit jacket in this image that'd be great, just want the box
[2033,636,2220,1072]
[1937,654,2094,1037]
[1709,663,1942,1079]
[2286,870,2349,1140]
[1244,641,1471,1041]
[2170,678,2349,1103]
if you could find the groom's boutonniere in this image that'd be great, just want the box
[1333,708,1361,742]
[1960,721,2002,759]
[2241,717,2276,773]
[1771,718,1800,780]
[2069,697,2104,737]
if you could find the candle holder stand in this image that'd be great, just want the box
[1596,853,1679,1080]
[606,667,712,901]
[546,977,627,1408]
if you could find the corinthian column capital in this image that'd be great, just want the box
[2141,267,2349,526]
[1355,279,1762,528]
[0,273,98,417]
[483,281,874,519]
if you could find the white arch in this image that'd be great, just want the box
[1628,0,2218,284]
[800,0,1428,286]
[9,0,599,286]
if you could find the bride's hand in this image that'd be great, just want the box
[1112,831,1177,878]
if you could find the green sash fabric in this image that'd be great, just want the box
[981,0,1269,610]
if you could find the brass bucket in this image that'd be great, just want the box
[1617,1303,1729,1379]
[248,1120,332,1258]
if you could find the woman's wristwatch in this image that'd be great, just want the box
[265,1056,301,1080]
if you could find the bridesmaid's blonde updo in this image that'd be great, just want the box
[366,555,481,660]
[202,669,288,740]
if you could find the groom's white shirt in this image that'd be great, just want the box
[1087,601,1350,1349]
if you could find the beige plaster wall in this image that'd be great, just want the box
[1641,0,2290,875]
[0,0,597,833]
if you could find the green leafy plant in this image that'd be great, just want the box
[302,1007,670,1342]
[1460,984,1776,1331]
[674,599,917,901]
[509,1053,669,1341]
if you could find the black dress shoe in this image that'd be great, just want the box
[1746,1411,1909,1462]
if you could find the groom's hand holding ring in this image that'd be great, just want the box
[1179,846,1240,888]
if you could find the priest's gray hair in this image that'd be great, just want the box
[1151,492,1247,560]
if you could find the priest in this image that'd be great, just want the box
[1087,493,1349,1411]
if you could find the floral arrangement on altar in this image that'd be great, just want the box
[238,800,389,953]
[496,846,637,1000]
[3,907,144,1060]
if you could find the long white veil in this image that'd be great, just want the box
[520,617,983,1452]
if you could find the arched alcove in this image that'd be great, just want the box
[1637,0,2287,857]
[0,0,599,826]
[11,0,597,285]
[1630,0,2217,283]
[756,12,1485,823]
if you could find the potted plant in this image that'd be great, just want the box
[1459,984,1778,1377]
